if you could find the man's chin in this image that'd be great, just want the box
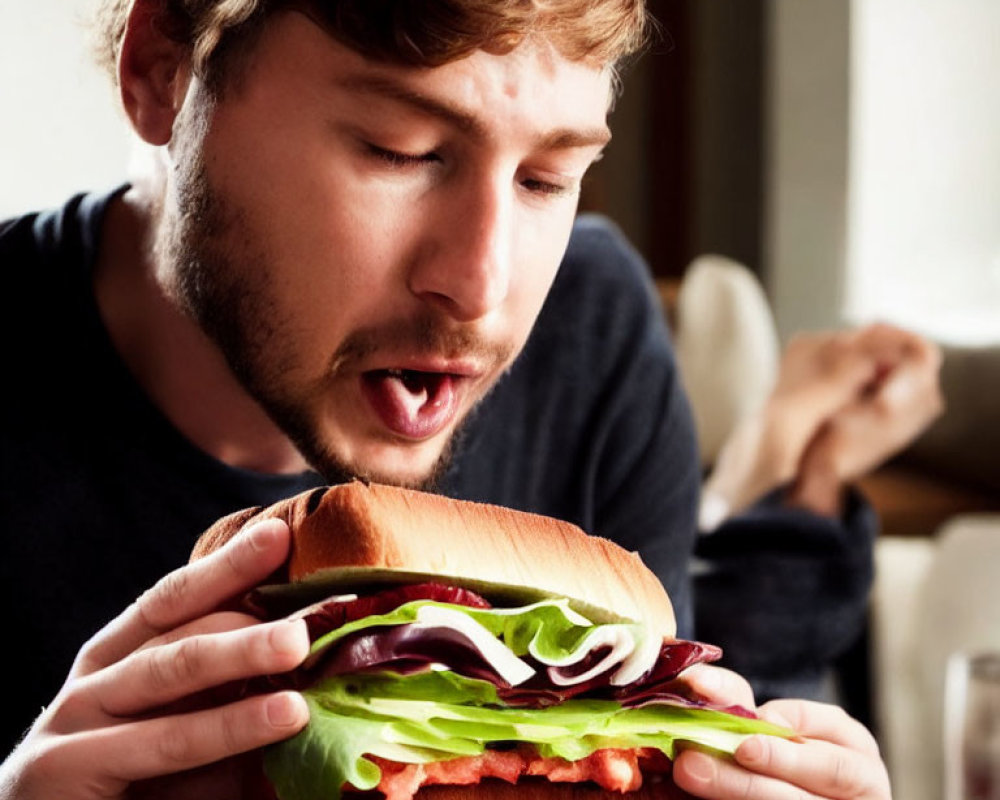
[305,436,457,492]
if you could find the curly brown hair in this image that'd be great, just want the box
[94,0,650,94]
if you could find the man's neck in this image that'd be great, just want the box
[93,187,312,475]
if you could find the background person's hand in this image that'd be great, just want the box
[0,518,310,800]
[787,324,944,514]
[673,665,891,800]
[701,323,943,524]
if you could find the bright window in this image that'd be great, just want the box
[847,0,1000,346]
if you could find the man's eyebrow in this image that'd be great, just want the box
[537,127,612,151]
[337,74,612,150]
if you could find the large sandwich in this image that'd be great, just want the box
[191,481,789,800]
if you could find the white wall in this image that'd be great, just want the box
[0,0,132,219]
[765,0,851,341]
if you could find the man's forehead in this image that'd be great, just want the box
[285,21,615,146]
[335,71,613,149]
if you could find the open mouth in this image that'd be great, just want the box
[361,368,462,440]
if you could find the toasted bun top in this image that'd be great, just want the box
[191,482,675,639]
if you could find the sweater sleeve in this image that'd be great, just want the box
[693,487,877,700]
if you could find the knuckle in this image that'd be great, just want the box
[830,703,855,727]
[148,638,203,692]
[157,721,196,767]
[853,720,882,758]
[825,704,865,739]
[223,529,260,582]
[45,681,95,732]
[74,622,124,675]
[754,736,776,769]
[28,737,126,797]
[16,737,80,792]
[145,652,174,695]
[73,637,103,676]
[220,703,250,754]
[224,537,247,576]
[174,638,206,684]
[733,769,759,800]
[140,568,192,632]
[27,736,63,773]
[828,750,863,796]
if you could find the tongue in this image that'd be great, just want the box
[363,371,458,439]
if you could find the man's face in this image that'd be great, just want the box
[162,11,612,487]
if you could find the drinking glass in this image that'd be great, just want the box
[945,651,1000,800]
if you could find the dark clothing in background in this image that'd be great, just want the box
[0,190,874,753]
[695,489,876,703]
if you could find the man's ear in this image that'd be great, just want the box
[118,0,193,146]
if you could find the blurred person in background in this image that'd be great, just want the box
[695,320,943,701]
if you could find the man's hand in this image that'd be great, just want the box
[673,665,891,799]
[0,518,310,800]
[701,322,943,524]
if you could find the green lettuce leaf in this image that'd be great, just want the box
[307,596,640,666]
[264,671,792,800]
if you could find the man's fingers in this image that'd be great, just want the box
[855,321,940,368]
[822,347,944,482]
[875,352,944,416]
[44,691,308,785]
[136,611,262,651]
[731,735,890,800]
[675,734,890,800]
[674,701,889,800]
[676,663,756,710]
[756,699,881,757]
[771,330,881,440]
[74,518,290,675]
[674,749,824,800]
[90,619,309,718]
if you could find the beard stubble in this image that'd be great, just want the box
[156,160,513,489]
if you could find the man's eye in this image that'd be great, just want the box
[367,144,438,168]
[520,177,575,197]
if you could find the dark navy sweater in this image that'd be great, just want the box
[0,190,874,752]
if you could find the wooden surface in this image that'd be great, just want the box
[857,464,1000,537]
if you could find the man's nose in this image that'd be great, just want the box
[407,175,512,323]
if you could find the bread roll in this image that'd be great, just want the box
[192,481,675,639]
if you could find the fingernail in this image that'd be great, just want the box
[682,752,716,784]
[270,619,309,656]
[267,692,306,728]
[248,519,280,551]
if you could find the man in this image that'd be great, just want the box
[0,0,908,796]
